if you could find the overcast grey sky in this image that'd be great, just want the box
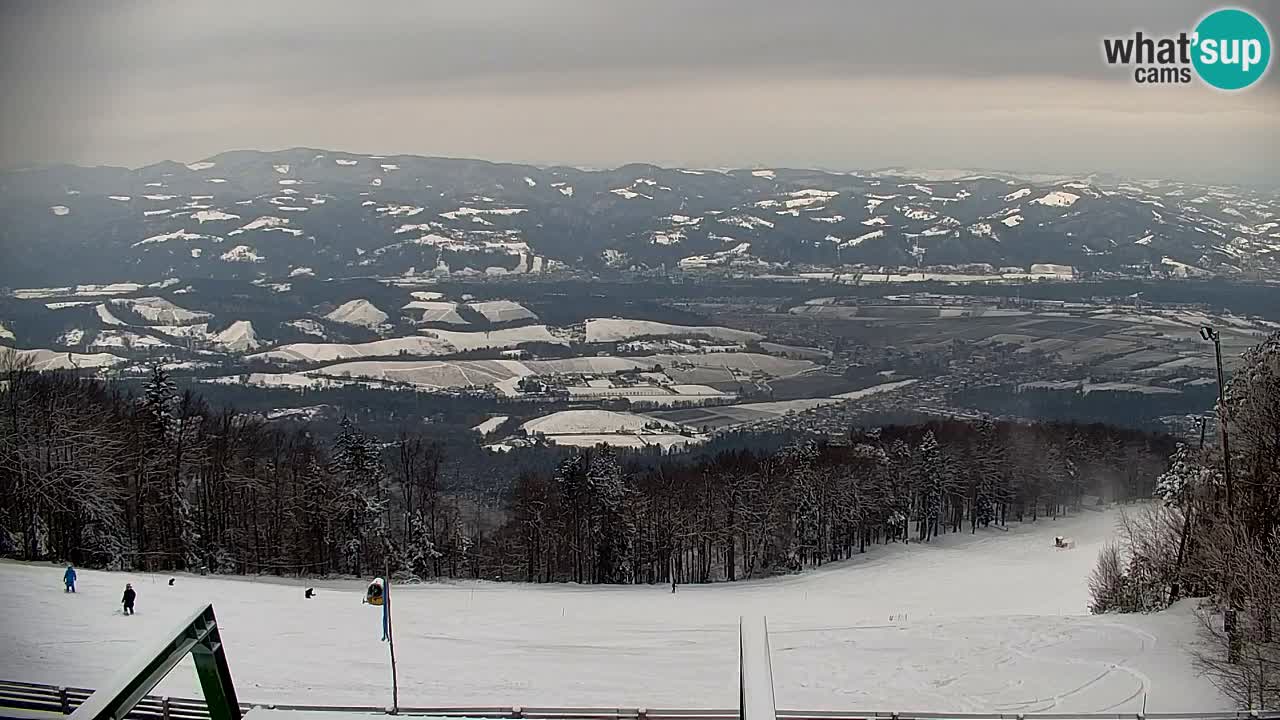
[1,0,1276,183]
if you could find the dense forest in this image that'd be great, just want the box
[1,346,1171,585]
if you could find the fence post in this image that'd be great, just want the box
[162,696,170,720]
[60,687,70,714]
[511,706,523,719]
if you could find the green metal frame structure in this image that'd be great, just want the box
[68,604,240,720]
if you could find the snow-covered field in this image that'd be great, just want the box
[0,510,1223,711]
[585,318,763,344]
[249,326,564,364]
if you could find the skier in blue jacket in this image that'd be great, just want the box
[63,565,77,593]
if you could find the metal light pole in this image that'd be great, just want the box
[1199,327,1233,511]
[1200,325,1238,664]
[384,557,400,713]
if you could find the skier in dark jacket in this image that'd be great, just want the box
[64,566,77,593]
[122,584,136,615]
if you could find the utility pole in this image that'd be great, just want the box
[1200,325,1238,664]
[383,554,400,712]
[1200,327,1233,511]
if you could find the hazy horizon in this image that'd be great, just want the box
[9,145,1279,190]
[2,1,1277,185]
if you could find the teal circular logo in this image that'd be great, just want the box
[1192,8,1271,90]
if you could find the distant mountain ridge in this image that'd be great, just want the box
[1,148,1276,286]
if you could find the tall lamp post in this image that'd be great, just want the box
[1199,326,1233,511]
[1200,325,1239,664]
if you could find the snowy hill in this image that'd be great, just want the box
[2,149,1276,285]
[0,509,1224,710]
[211,320,262,352]
[324,300,389,328]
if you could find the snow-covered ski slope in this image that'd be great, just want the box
[0,508,1224,711]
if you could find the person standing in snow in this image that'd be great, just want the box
[121,583,136,615]
[63,565,77,593]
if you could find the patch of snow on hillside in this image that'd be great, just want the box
[665,214,702,226]
[190,248,203,258]
[252,326,561,364]
[50,205,70,216]
[287,319,326,338]
[1029,263,1074,276]
[585,318,762,343]
[652,229,685,245]
[143,209,171,216]
[220,245,263,263]
[811,215,844,223]
[751,169,776,179]
[1002,214,1024,227]
[116,297,211,325]
[789,189,838,199]
[109,195,130,202]
[610,188,648,200]
[847,229,885,247]
[862,217,887,226]
[185,161,215,171]
[557,185,574,197]
[191,210,240,223]
[277,179,299,186]
[718,215,774,230]
[242,216,289,231]
[335,158,358,165]
[1031,191,1080,207]
[144,194,177,200]
[3,348,125,370]
[1161,257,1207,277]
[467,300,536,323]
[1136,234,1154,245]
[212,321,262,352]
[901,207,937,221]
[325,299,389,328]
[379,204,424,217]
[523,177,536,187]
[273,164,290,174]
[784,196,826,208]
[370,178,382,187]
[89,330,174,350]
[134,230,210,246]
[404,301,467,325]
[441,207,527,219]
[473,416,509,436]
[289,267,315,277]
[58,328,84,345]
[381,164,399,171]
[1003,188,1031,201]
[522,409,679,436]
[969,222,994,238]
